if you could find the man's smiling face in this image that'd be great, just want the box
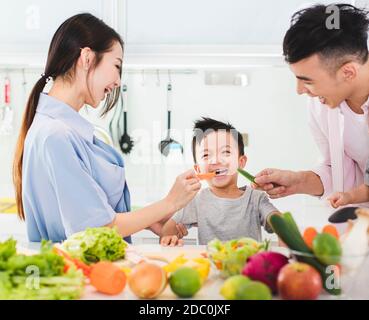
[289,53,356,108]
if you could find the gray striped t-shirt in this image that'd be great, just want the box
[172,187,278,245]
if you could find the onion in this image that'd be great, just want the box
[128,262,167,298]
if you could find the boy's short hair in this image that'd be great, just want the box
[192,117,245,163]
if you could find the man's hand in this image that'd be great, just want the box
[252,169,323,198]
[252,168,299,199]
[328,192,352,208]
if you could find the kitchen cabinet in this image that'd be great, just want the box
[120,0,336,67]
[0,0,118,66]
[0,0,362,68]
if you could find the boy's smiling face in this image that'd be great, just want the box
[195,130,247,189]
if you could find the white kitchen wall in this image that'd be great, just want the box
[0,64,334,235]
[1,0,350,243]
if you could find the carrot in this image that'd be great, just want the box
[214,261,223,270]
[196,172,216,180]
[90,261,127,295]
[322,224,339,239]
[73,258,93,277]
[303,227,318,249]
[53,247,92,276]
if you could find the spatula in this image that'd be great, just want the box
[119,84,134,154]
[159,83,183,157]
[328,206,358,223]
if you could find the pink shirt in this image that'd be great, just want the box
[308,97,369,207]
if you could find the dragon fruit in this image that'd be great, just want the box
[242,251,289,293]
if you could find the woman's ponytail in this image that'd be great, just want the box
[13,76,47,220]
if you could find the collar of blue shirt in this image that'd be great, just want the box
[37,93,95,143]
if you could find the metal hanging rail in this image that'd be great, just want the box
[0,65,198,75]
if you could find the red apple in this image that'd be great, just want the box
[277,262,322,300]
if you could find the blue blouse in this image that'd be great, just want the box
[22,93,131,243]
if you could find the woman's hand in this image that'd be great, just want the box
[328,192,352,208]
[165,169,201,213]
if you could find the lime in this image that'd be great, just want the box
[312,233,342,265]
[220,275,251,300]
[169,267,202,298]
[235,281,272,300]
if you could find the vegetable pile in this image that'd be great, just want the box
[269,212,342,295]
[0,227,131,300]
[0,239,84,300]
[207,237,268,278]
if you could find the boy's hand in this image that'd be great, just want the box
[175,223,188,238]
[328,192,352,208]
[160,235,184,247]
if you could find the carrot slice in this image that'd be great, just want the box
[322,224,339,239]
[303,227,318,249]
[196,172,216,180]
[90,261,127,295]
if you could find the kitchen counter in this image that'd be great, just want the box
[16,243,369,300]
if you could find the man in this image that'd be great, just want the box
[254,4,369,207]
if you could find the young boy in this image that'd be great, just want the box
[329,160,369,208]
[160,118,280,246]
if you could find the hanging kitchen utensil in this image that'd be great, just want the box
[109,87,123,145]
[0,76,14,135]
[22,69,27,105]
[0,75,4,122]
[328,206,358,223]
[158,81,184,157]
[119,84,134,154]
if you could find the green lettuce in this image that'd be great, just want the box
[61,227,127,264]
[0,238,85,300]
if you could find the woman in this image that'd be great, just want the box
[13,13,200,242]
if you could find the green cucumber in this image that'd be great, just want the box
[269,214,311,253]
[283,212,301,237]
[269,214,341,295]
[237,168,256,184]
